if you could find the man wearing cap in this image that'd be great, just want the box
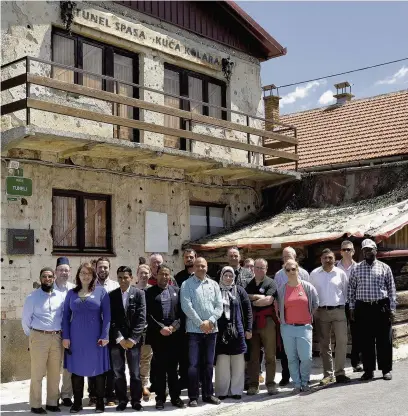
[22,268,65,414]
[336,241,362,372]
[54,257,75,406]
[348,239,397,381]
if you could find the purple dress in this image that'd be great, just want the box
[62,286,111,377]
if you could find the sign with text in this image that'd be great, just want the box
[7,229,35,255]
[6,176,32,196]
[73,7,223,70]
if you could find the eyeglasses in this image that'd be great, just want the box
[341,248,353,252]
[285,268,297,272]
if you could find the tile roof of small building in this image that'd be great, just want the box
[280,89,408,170]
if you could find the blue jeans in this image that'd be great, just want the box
[280,324,313,388]
[188,333,217,400]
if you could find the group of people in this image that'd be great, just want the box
[22,238,397,414]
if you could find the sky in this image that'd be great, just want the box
[237,1,408,114]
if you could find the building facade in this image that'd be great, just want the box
[1,1,299,381]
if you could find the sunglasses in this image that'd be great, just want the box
[285,268,297,272]
[341,248,353,252]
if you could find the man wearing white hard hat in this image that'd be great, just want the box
[348,239,397,381]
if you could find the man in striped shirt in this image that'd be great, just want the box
[348,239,396,381]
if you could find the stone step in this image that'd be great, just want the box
[393,322,408,339]
[397,291,408,307]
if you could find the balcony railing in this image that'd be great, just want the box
[1,56,298,169]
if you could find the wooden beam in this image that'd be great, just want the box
[1,99,27,116]
[264,157,293,167]
[263,141,295,150]
[27,74,298,146]
[27,98,299,162]
[1,73,27,91]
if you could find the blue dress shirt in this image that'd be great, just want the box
[22,288,65,335]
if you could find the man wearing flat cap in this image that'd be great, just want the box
[348,239,397,381]
[54,257,75,406]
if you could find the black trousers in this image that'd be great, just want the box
[279,341,290,381]
[110,343,142,405]
[151,336,181,402]
[72,373,104,402]
[355,299,393,374]
[178,333,189,387]
[345,303,362,368]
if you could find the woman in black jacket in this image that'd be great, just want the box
[214,266,253,400]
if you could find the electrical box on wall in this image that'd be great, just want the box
[7,229,35,255]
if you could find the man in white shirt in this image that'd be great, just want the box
[54,257,75,407]
[336,241,362,372]
[310,248,350,385]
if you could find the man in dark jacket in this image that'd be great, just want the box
[145,265,186,410]
[109,266,146,411]
[216,247,253,289]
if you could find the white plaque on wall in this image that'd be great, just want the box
[145,211,168,253]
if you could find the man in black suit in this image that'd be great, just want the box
[109,266,146,411]
[145,264,186,410]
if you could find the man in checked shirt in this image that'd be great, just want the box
[348,239,397,381]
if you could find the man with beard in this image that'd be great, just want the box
[22,268,65,414]
[53,257,75,406]
[146,265,185,410]
[174,249,196,389]
[88,258,119,407]
[348,239,396,381]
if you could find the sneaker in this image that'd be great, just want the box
[279,378,290,387]
[336,375,351,384]
[259,374,265,384]
[171,398,186,409]
[62,399,73,407]
[246,387,259,395]
[360,372,374,381]
[292,387,301,395]
[155,400,164,410]
[319,376,335,386]
[267,385,278,395]
[188,400,198,408]
[353,365,364,373]
[202,396,221,405]
[383,372,392,381]
[231,395,241,400]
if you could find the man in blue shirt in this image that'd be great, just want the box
[180,257,223,407]
[22,267,65,414]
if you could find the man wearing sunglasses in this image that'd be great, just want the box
[310,248,350,386]
[336,241,362,372]
[348,239,396,381]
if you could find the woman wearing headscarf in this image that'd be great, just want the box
[214,266,253,400]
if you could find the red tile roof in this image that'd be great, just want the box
[280,89,408,170]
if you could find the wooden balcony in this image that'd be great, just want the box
[1,56,300,183]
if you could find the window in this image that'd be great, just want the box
[163,64,227,150]
[190,204,225,240]
[52,190,112,253]
[52,29,139,141]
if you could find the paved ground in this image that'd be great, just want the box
[2,346,408,416]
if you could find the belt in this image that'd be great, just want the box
[356,298,388,306]
[32,328,61,335]
[287,323,307,326]
[319,305,344,310]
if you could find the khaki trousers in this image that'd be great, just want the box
[248,317,276,388]
[316,307,348,377]
[60,367,73,399]
[29,331,62,408]
[140,344,153,387]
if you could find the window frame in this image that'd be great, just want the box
[52,189,113,255]
[190,201,226,238]
[51,28,140,142]
[164,63,227,150]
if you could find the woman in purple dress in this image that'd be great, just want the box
[62,263,111,413]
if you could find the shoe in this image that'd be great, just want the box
[105,399,116,407]
[218,396,227,400]
[88,397,97,407]
[69,403,83,414]
[95,399,105,413]
[319,376,335,386]
[131,403,143,411]
[31,409,47,414]
[353,365,364,373]
[155,400,164,410]
[62,399,73,407]
[279,378,290,387]
[203,396,221,405]
[142,387,150,402]
[267,385,278,395]
[171,398,186,408]
[188,400,198,407]
[336,375,351,384]
[301,385,311,392]
[259,374,265,383]
[116,402,128,411]
[231,395,241,400]
[292,387,301,395]
[383,372,392,381]
[360,372,374,381]
[45,407,61,413]
[247,387,259,395]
